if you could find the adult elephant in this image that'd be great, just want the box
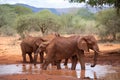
[64,35,100,70]
[35,35,85,70]
[20,36,46,63]
[34,35,100,70]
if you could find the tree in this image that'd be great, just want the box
[0,4,17,35]
[16,10,61,38]
[60,8,97,34]
[95,8,120,40]
[76,8,94,20]
[60,14,74,34]
[69,0,120,14]
[35,10,61,35]
[14,5,33,16]
[0,4,33,36]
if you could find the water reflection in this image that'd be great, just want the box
[21,64,42,74]
[0,63,119,79]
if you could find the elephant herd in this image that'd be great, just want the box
[20,33,100,70]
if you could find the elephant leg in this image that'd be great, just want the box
[34,52,38,65]
[77,50,85,70]
[40,52,44,63]
[22,53,26,63]
[64,58,68,66]
[28,53,33,63]
[42,60,50,70]
[56,60,61,69]
[51,61,56,65]
[71,55,78,70]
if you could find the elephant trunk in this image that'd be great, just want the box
[91,46,100,67]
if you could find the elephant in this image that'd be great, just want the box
[20,32,60,63]
[34,35,100,70]
[64,35,100,69]
[20,36,46,63]
[34,35,85,70]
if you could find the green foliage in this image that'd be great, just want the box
[0,4,17,35]
[14,5,33,16]
[0,4,98,36]
[0,4,33,36]
[3,3,120,42]
[69,0,120,14]
[76,8,94,20]
[69,0,118,7]
[60,14,73,27]
[0,25,16,36]
[36,10,61,34]
[95,8,120,41]
[16,10,61,37]
[59,8,97,34]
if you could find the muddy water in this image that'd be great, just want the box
[0,63,120,79]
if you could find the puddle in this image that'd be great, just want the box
[0,63,119,79]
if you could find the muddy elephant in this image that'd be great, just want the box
[20,32,60,63]
[64,35,100,69]
[20,36,46,63]
[34,35,85,70]
[33,33,60,64]
[34,35,100,70]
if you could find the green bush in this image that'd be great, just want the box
[0,25,16,36]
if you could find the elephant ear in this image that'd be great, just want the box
[35,38,47,46]
[77,37,89,52]
[40,41,50,48]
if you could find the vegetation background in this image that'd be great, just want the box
[0,2,120,42]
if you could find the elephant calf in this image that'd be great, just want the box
[20,36,45,63]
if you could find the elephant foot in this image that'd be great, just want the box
[57,66,61,69]
[91,64,96,67]
[34,63,37,66]
[40,61,43,64]
[64,63,67,66]
[71,67,75,70]
[42,63,48,70]
[57,67,61,69]
[42,66,47,70]
[81,68,85,70]
[23,61,27,63]
[30,60,34,63]
[81,66,85,70]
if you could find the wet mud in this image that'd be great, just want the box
[0,63,120,80]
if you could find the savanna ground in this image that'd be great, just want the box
[0,35,120,80]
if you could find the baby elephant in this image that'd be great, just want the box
[20,36,45,63]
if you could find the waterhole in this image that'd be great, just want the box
[0,63,119,79]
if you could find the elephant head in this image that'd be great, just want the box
[36,41,50,53]
[33,38,48,64]
[34,33,60,65]
[78,35,100,67]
